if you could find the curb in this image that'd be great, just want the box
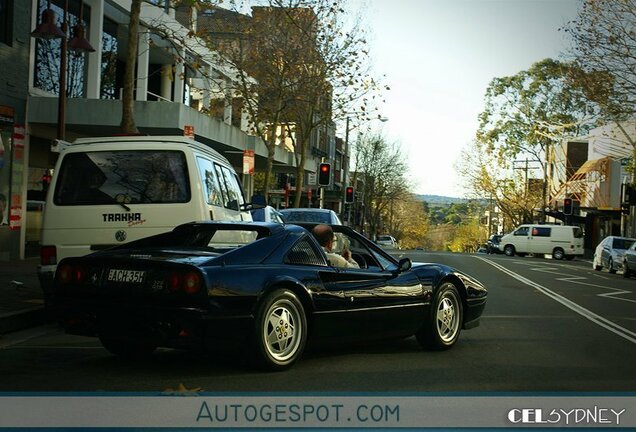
[0,306,46,335]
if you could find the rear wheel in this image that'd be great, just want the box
[417,282,462,350]
[623,262,631,278]
[250,289,307,371]
[608,258,617,274]
[99,337,156,358]
[503,245,515,257]
[552,248,565,260]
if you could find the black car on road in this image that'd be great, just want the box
[49,222,488,370]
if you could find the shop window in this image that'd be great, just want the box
[0,0,12,46]
[33,0,91,97]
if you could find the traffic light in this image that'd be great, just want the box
[318,163,331,186]
[345,186,354,203]
[622,202,631,216]
[563,198,573,215]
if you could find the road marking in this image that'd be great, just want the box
[524,264,636,303]
[475,256,636,344]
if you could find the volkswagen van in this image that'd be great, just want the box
[38,136,252,296]
[498,224,584,260]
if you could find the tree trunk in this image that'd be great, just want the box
[120,0,142,134]
[293,137,307,208]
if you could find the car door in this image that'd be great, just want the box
[529,226,552,254]
[600,237,612,267]
[511,226,530,253]
[312,229,424,342]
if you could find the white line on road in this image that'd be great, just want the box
[475,256,636,344]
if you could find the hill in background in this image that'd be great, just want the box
[415,194,467,205]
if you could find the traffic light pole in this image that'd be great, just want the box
[319,157,325,209]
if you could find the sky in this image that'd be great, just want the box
[351,0,582,198]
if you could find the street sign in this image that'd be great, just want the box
[243,150,255,175]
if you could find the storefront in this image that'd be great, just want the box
[0,105,28,260]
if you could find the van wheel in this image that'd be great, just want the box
[503,245,515,257]
[552,248,565,260]
[608,258,617,274]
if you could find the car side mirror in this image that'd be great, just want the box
[397,257,412,273]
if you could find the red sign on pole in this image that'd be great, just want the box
[243,150,255,175]
[183,125,195,139]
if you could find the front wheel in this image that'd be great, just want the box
[608,258,617,274]
[250,289,307,371]
[503,245,515,257]
[417,282,462,350]
[552,248,565,260]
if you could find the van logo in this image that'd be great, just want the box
[115,230,127,242]
[102,213,142,222]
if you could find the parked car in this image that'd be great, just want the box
[593,236,636,273]
[250,205,284,223]
[279,208,342,225]
[376,234,399,250]
[48,221,487,371]
[486,234,503,254]
[498,224,584,260]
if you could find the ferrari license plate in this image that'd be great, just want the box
[107,269,145,283]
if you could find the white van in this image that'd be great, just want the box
[38,135,252,293]
[498,224,584,260]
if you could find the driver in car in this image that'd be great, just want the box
[312,224,359,268]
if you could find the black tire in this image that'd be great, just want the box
[503,245,515,257]
[250,289,307,371]
[416,282,462,350]
[552,248,565,260]
[608,258,617,274]
[99,337,156,358]
[594,264,602,271]
[623,262,631,278]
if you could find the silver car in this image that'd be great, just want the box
[279,208,342,225]
[593,236,636,273]
[376,235,398,250]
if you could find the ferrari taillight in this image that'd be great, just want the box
[183,272,202,294]
[56,263,86,285]
[167,272,182,292]
[166,271,201,294]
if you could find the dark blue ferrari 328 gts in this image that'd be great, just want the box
[49,222,488,370]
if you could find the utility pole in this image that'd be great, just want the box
[513,158,541,223]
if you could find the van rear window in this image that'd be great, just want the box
[54,151,190,205]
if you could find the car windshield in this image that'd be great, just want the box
[377,235,392,241]
[282,211,331,223]
[54,151,190,205]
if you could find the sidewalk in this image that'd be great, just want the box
[0,257,46,335]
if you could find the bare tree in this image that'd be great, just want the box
[353,132,408,238]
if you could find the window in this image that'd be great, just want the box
[514,227,529,236]
[215,164,245,211]
[54,151,190,205]
[286,238,326,266]
[196,157,223,207]
[100,17,118,99]
[0,0,12,46]
[532,227,551,237]
[34,0,91,97]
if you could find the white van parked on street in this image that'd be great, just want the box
[39,136,252,296]
[498,224,584,260]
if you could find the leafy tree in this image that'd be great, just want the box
[390,196,429,249]
[564,0,636,170]
[456,139,543,229]
[448,220,486,253]
[476,58,599,213]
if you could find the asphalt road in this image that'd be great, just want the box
[1,251,635,393]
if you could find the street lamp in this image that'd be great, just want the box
[31,0,95,140]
